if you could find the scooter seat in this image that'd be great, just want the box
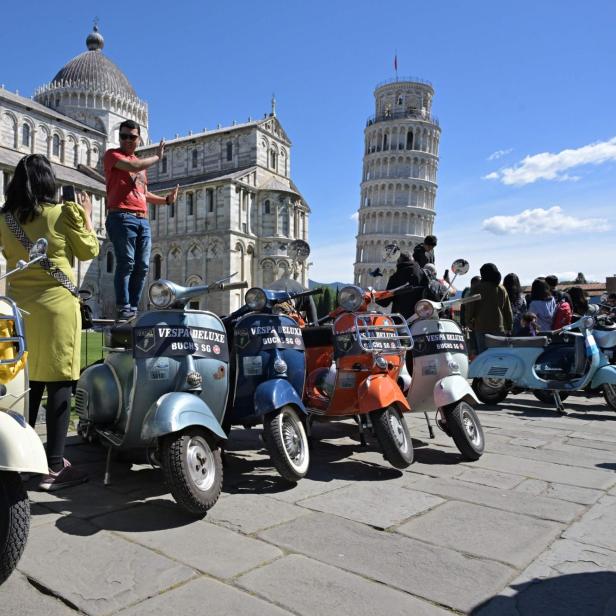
[106,322,133,349]
[485,334,549,348]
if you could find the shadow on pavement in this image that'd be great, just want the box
[470,572,616,615]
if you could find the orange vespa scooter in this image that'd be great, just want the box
[302,284,414,468]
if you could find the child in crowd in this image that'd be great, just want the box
[517,312,538,336]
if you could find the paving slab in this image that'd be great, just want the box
[258,512,515,614]
[543,482,603,505]
[396,500,562,568]
[564,495,616,551]
[119,576,293,616]
[0,571,74,615]
[457,467,525,489]
[513,478,549,496]
[237,554,451,616]
[565,436,616,453]
[17,517,195,616]
[475,452,615,488]
[207,493,308,534]
[298,482,444,528]
[91,503,283,578]
[29,503,64,528]
[266,474,351,503]
[408,476,583,523]
[471,539,616,615]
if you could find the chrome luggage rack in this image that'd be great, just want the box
[349,312,413,354]
[0,296,26,366]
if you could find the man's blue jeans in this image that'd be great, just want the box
[105,211,151,310]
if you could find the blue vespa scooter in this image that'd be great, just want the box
[469,310,616,413]
[223,286,321,481]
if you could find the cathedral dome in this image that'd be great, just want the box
[48,26,137,98]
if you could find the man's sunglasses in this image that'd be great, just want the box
[119,133,139,141]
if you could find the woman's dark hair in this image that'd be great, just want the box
[479,263,501,285]
[503,273,522,302]
[567,286,589,315]
[3,154,57,224]
[530,278,551,301]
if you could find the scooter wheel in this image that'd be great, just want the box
[533,390,570,404]
[262,406,310,482]
[371,406,414,469]
[160,428,223,517]
[604,385,616,411]
[472,378,510,405]
[444,402,485,461]
[0,472,30,585]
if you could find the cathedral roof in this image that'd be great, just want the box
[46,26,139,99]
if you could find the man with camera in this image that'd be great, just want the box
[103,120,178,320]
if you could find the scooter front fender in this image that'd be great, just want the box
[358,374,411,414]
[0,410,47,473]
[141,392,227,442]
[433,375,479,409]
[254,379,307,416]
[591,365,616,389]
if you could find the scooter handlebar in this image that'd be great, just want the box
[220,281,249,292]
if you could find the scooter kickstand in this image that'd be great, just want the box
[104,447,113,486]
[357,416,367,447]
[553,392,568,416]
[424,412,435,439]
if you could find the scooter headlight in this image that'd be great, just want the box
[415,300,435,319]
[338,285,363,312]
[245,288,267,311]
[149,281,176,308]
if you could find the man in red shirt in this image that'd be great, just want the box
[104,119,178,319]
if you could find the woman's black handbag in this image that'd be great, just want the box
[4,212,94,329]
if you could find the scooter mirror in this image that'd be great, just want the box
[29,238,48,260]
[382,242,401,263]
[287,239,311,263]
[451,259,469,276]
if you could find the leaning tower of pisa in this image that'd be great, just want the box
[353,78,440,287]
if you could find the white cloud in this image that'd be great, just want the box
[482,206,611,235]
[349,211,359,221]
[484,137,616,185]
[487,148,512,161]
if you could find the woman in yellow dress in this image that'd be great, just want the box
[0,154,99,490]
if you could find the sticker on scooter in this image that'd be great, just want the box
[412,332,466,358]
[133,326,229,361]
[243,356,263,376]
[148,357,170,380]
[248,324,304,350]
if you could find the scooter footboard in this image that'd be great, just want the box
[358,374,410,414]
[433,375,478,409]
[141,392,227,442]
[254,379,307,416]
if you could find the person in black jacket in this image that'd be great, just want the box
[378,252,428,318]
[412,235,437,268]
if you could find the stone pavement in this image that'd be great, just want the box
[2,393,616,615]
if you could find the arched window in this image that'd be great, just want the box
[192,150,198,168]
[161,156,167,173]
[383,134,388,151]
[106,251,114,273]
[52,134,60,156]
[270,150,277,170]
[154,255,162,280]
[226,141,233,161]
[21,123,30,147]
[186,192,194,215]
[406,130,414,150]
[264,199,270,214]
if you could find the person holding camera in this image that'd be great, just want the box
[0,154,99,490]
[103,120,178,320]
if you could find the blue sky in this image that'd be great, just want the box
[2,0,615,285]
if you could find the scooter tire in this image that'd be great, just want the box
[0,472,30,585]
[472,378,510,405]
[371,406,414,469]
[444,402,485,461]
[160,428,223,517]
[604,385,616,411]
[262,406,310,482]
[533,390,570,404]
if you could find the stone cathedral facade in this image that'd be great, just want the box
[0,26,309,316]
[354,78,440,287]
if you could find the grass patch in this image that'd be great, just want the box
[81,330,106,369]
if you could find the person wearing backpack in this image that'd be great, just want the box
[552,297,572,330]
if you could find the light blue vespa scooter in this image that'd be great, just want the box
[469,310,616,413]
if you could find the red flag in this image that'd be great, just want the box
[394,54,398,72]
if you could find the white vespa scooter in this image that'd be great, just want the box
[0,239,49,585]
[400,259,485,460]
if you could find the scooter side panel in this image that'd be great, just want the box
[254,379,307,416]
[358,374,410,414]
[0,410,48,473]
[433,375,479,409]
[141,392,227,442]
[591,365,616,389]
[468,348,543,385]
